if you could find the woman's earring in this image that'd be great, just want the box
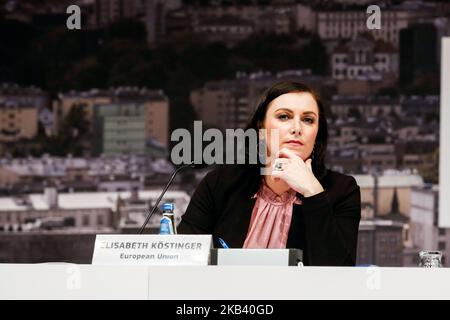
[311,148,315,161]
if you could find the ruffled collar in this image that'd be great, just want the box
[251,180,301,206]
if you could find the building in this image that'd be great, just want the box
[0,101,39,143]
[410,185,450,267]
[331,0,374,4]
[91,0,182,43]
[399,141,438,170]
[93,99,168,156]
[328,119,396,174]
[0,188,190,233]
[1,0,78,23]
[93,0,142,27]
[191,70,333,130]
[193,15,254,47]
[327,99,439,174]
[295,3,316,32]
[166,8,192,36]
[0,156,92,195]
[358,134,397,173]
[53,88,112,135]
[0,166,20,190]
[0,155,175,195]
[354,171,424,217]
[401,95,439,120]
[0,84,49,144]
[189,3,296,35]
[0,188,190,234]
[0,83,49,110]
[357,219,405,266]
[54,87,169,155]
[357,185,411,267]
[190,76,257,130]
[94,103,149,155]
[166,3,297,41]
[259,7,293,35]
[0,188,117,232]
[330,95,401,118]
[317,2,438,48]
[0,187,190,263]
[332,33,398,82]
[117,188,190,233]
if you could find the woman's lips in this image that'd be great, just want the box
[285,141,304,147]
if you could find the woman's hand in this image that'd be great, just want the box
[271,148,324,197]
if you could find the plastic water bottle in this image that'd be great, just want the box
[159,203,176,235]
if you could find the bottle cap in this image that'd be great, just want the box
[162,203,174,212]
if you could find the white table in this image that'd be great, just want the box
[0,264,448,299]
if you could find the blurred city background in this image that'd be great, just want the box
[0,0,448,266]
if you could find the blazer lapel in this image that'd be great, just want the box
[215,165,260,248]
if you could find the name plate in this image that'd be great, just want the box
[92,234,212,266]
[210,249,303,266]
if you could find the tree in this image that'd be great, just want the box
[299,36,329,75]
[62,56,108,90]
[106,19,147,43]
[43,103,90,156]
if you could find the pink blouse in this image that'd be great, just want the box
[243,183,302,249]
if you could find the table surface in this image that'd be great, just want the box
[0,264,448,300]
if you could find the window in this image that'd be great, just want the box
[439,228,447,236]
[439,242,446,251]
[82,214,90,227]
[97,215,104,226]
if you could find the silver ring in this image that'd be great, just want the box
[274,161,283,171]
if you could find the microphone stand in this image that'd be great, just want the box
[138,162,194,234]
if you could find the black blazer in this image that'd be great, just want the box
[178,164,361,266]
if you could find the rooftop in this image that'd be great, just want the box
[353,171,424,188]
[332,33,398,55]
[57,87,168,102]
[0,190,190,212]
[332,95,400,105]
[199,15,254,27]
[0,83,45,95]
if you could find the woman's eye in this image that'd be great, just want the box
[303,118,314,124]
[277,113,289,120]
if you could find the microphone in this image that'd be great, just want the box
[138,161,203,234]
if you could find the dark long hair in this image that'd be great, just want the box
[246,81,328,180]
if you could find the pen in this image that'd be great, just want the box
[218,238,229,249]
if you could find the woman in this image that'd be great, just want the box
[178,81,361,266]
